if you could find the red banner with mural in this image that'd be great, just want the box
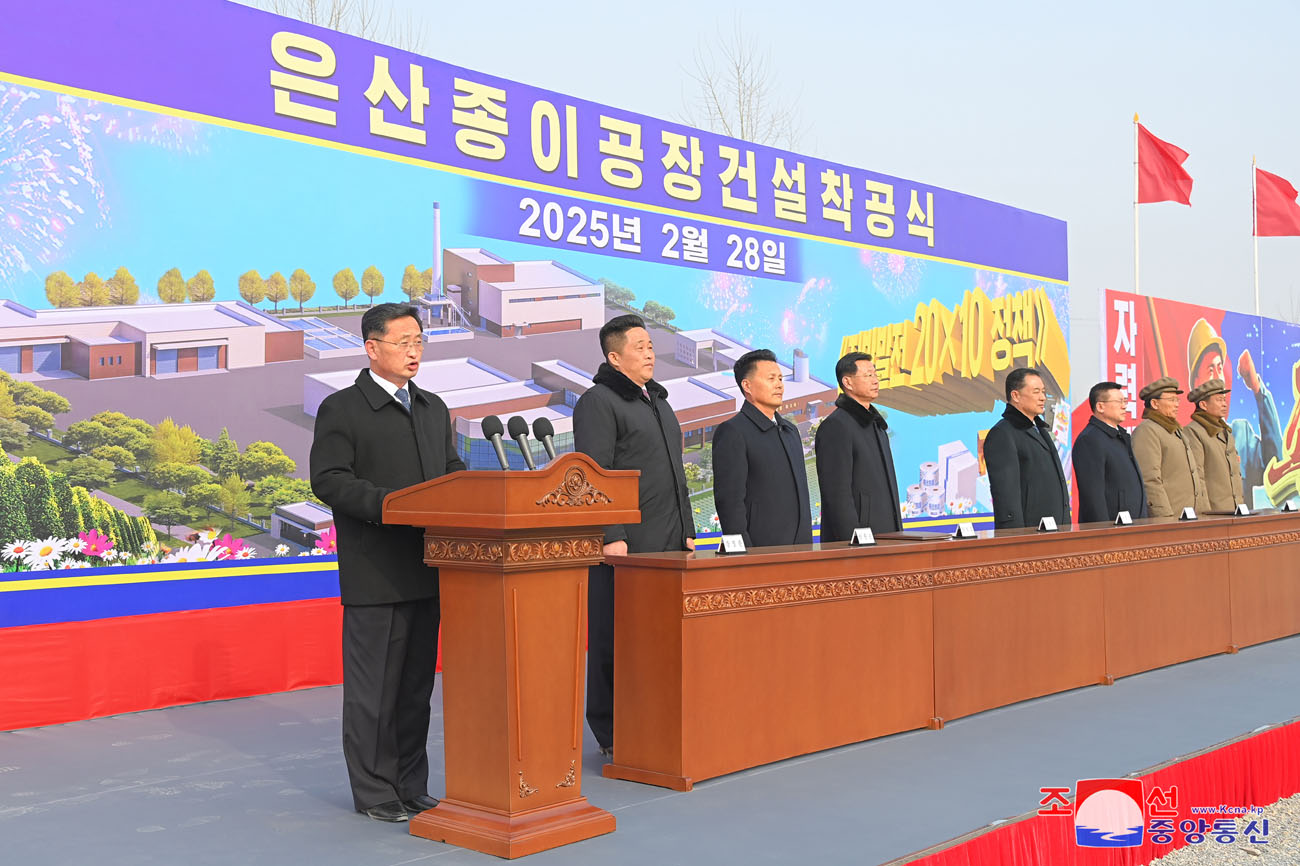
[1104,290,1300,509]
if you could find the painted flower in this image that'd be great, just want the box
[274,544,290,557]
[233,547,255,560]
[309,546,327,556]
[297,550,313,557]
[24,537,69,569]
[315,525,337,553]
[202,527,221,542]
[2,540,33,561]
[60,560,90,570]
[709,514,720,526]
[66,537,88,555]
[169,542,223,563]
[101,548,119,561]
[212,533,248,558]
[80,529,115,558]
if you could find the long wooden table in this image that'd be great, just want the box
[602,513,1300,791]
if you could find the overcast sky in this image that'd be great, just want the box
[238,0,1300,376]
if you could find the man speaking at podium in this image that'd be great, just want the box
[310,303,465,823]
[712,349,812,547]
[573,314,695,757]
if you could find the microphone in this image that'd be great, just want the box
[507,415,537,470]
[481,415,510,470]
[532,417,558,462]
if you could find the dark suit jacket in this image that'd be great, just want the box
[712,401,812,547]
[815,394,902,542]
[984,404,1070,529]
[1072,415,1149,524]
[310,370,466,606]
[572,363,694,553]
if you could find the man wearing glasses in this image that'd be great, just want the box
[310,303,464,823]
[984,367,1070,529]
[1071,381,1148,523]
[1130,376,1209,518]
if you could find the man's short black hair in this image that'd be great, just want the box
[733,348,778,388]
[835,351,873,388]
[1005,366,1043,402]
[361,303,421,341]
[599,314,647,357]
[1088,381,1123,412]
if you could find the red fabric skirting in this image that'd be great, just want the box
[0,599,346,731]
[906,720,1300,865]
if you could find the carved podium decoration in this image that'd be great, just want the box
[382,452,639,859]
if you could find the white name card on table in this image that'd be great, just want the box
[1284,501,1300,513]
[1114,510,1133,526]
[1038,516,1058,532]
[1234,504,1251,516]
[1180,507,1198,521]
[952,522,977,540]
[849,527,876,546]
[716,534,747,554]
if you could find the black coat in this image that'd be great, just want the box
[1072,415,1149,524]
[984,404,1071,529]
[572,363,694,553]
[712,401,812,547]
[814,394,902,542]
[310,370,466,606]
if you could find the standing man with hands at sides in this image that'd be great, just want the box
[984,367,1071,529]
[310,303,465,823]
[1183,378,1245,512]
[1072,381,1148,523]
[814,351,902,542]
[712,349,813,548]
[1131,377,1210,518]
[572,314,694,758]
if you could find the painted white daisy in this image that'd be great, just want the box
[309,547,327,556]
[234,547,255,559]
[101,548,119,561]
[170,542,223,563]
[2,540,34,561]
[66,537,88,555]
[274,544,291,557]
[24,538,68,569]
[201,527,220,542]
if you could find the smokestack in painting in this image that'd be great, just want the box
[432,201,442,293]
[793,348,809,383]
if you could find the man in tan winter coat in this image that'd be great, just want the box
[1183,378,1245,511]
[1131,377,1211,517]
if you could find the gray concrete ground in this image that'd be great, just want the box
[2,635,1298,866]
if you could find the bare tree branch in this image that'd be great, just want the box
[680,16,805,151]
[244,0,428,55]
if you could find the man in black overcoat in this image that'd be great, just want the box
[712,349,812,547]
[310,303,465,823]
[1072,381,1148,523]
[984,367,1071,529]
[572,314,695,755]
[814,352,902,542]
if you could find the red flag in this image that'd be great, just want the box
[1137,123,1193,205]
[1255,167,1300,237]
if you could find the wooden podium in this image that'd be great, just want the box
[382,452,639,858]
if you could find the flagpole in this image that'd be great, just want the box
[1134,113,1141,295]
[1253,156,1260,315]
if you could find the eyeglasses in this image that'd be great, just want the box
[370,336,428,353]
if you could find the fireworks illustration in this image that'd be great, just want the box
[698,270,754,325]
[779,276,834,349]
[860,248,923,302]
[1,86,207,292]
[0,86,108,285]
